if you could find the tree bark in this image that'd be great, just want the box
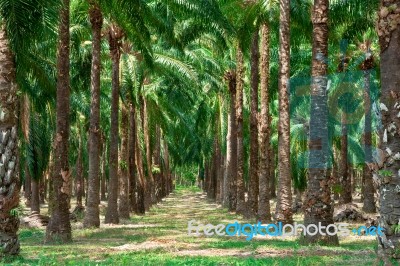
[135,105,146,214]
[269,150,276,198]
[128,101,137,212]
[152,126,161,202]
[362,59,376,213]
[163,139,171,196]
[46,0,72,243]
[376,0,400,261]
[223,70,237,211]
[258,22,272,222]
[119,104,130,219]
[100,138,107,201]
[104,24,123,224]
[340,114,352,204]
[31,179,40,213]
[0,25,19,256]
[75,137,83,209]
[84,0,103,228]
[24,164,32,207]
[275,0,293,224]
[248,29,260,217]
[235,46,245,214]
[142,96,155,207]
[302,0,338,245]
[21,95,31,207]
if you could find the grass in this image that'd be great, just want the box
[2,186,379,265]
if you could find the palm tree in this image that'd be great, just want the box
[46,0,72,243]
[275,0,293,224]
[84,0,103,228]
[302,0,338,245]
[104,24,123,224]
[376,0,400,261]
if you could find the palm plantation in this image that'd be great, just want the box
[1,0,400,264]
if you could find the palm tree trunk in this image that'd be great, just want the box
[24,164,32,207]
[0,25,19,256]
[21,95,31,207]
[302,0,338,245]
[376,0,400,261]
[46,0,72,243]
[135,105,146,214]
[31,179,40,213]
[362,69,376,213]
[39,178,45,204]
[75,138,83,209]
[84,0,103,228]
[128,101,137,212]
[258,22,272,222]
[270,150,277,198]
[340,114,352,204]
[163,139,171,195]
[143,96,155,206]
[104,24,123,224]
[275,0,293,224]
[100,139,107,201]
[248,29,259,217]
[235,46,245,214]
[119,104,130,219]
[152,126,161,202]
[223,70,237,211]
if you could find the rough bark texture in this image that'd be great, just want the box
[270,150,276,198]
[24,164,31,207]
[135,105,146,214]
[75,141,83,209]
[214,138,221,201]
[376,0,400,262]
[128,101,137,212]
[143,96,155,208]
[31,179,40,213]
[235,46,246,215]
[39,177,45,204]
[163,139,171,196]
[152,126,161,202]
[46,0,72,243]
[333,155,340,201]
[302,0,338,245]
[248,30,259,217]
[362,68,376,213]
[119,105,130,219]
[84,0,103,228]
[340,114,352,204]
[104,24,123,224]
[0,26,19,254]
[223,70,237,211]
[275,0,293,224]
[258,22,272,222]
[100,138,107,201]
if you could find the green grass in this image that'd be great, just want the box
[2,187,380,265]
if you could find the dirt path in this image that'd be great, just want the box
[18,188,377,265]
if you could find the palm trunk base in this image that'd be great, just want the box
[0,217,20,256]
[45,210,72,243]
